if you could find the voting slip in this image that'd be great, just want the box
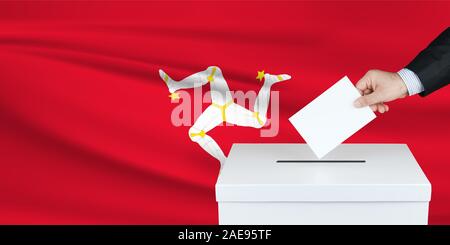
[289,76,376,159]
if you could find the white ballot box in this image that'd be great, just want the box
[215,144,431,225]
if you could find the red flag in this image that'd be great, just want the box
[0,1,449,224]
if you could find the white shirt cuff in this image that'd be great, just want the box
[397,68,424,96]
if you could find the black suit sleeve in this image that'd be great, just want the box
[406,27,450,96]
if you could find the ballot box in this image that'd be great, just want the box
[215,144,431,225]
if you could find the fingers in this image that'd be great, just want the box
[355,71,373,93]
[369,103,389,113]
[378,103,389,113]
[354,71,380,107]
[353,91,383,108]
[353,69,394,113]
[377,104,386,113]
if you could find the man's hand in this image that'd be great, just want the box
[353,70,408,113]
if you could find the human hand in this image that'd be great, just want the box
[353,70,408,113]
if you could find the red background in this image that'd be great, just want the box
[0,1,449,224]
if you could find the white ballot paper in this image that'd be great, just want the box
[289,76,376,158]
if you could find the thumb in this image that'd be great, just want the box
[354,92,383,108]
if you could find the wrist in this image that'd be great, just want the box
[393,72,408,98]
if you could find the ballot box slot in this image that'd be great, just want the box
[276,160,365,163]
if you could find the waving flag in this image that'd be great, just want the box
[0,1,449,224]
